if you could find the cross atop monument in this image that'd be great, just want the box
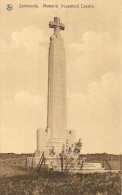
[49,17,65,36]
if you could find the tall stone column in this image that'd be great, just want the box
[46,17,67,154]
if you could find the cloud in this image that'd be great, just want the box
[67,72,121,154]
[66,31,120,93]
[10,26,47,56]
[1,92,47,153]
[0,26,48,99]
[68,31,114,55]
[0,25,48,60]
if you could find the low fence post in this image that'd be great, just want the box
[32,155,33,169]
[25,157,27,169]
[61,156,63,172]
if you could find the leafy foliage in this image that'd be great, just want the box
[60,138,83,172]
[73,138,82,155]
[0,172,120,195]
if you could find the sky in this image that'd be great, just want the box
[0,0,121,154]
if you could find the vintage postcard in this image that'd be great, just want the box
[0,0,121,194]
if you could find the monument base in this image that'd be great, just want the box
[29,126,78,172]
[26,155,62,171]
[26,155,104,173]
[35,128,75,157]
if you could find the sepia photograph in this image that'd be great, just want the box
[0,0,121,194]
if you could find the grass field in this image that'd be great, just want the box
[0,153,121,195]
